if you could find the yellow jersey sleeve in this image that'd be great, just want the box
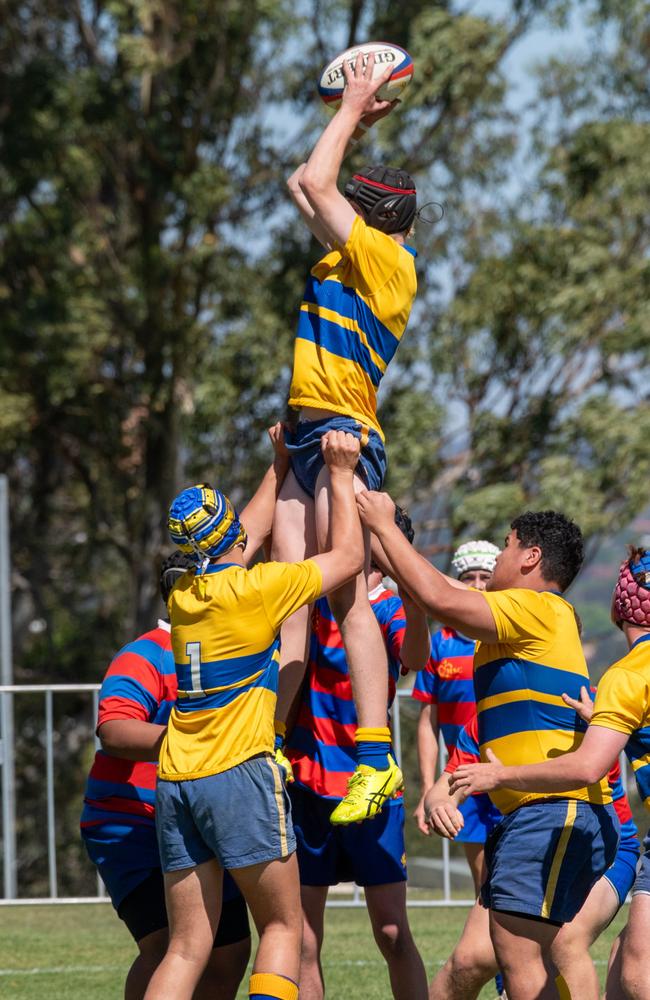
[341,215,401,296]
[591,663,649,736]
[481,589,556,644]
[253,560,323,632]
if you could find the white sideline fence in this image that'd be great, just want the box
[0,684,475,907]
[0,684,630,908]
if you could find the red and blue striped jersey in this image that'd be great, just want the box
[411,627,476,754]
[445,716,639,850]
[80,622,176,830]
[286,585,406,799]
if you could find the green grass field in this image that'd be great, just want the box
[0,902,628,999]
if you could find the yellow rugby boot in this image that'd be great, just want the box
[274,745,295,784]
[329,755,403,825]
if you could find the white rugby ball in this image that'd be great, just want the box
[318,42,414,110]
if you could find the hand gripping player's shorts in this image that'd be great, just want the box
[480,799,620,925]
[285,415,386,498]
[290,783,407,886]
[82,822,249,945]
[156,754,295,873]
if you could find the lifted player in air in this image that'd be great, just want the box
[451,547,650,1000]
[412,540,501,893]
[355,498,618,1000]
[285,508,430,1000]
[272,52,418,825]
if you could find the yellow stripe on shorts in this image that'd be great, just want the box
[267,757,288,856]
[541,800,577,919]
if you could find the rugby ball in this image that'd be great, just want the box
[318,42,414,110]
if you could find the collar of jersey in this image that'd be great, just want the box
[403,245,417,258]
[203,562,240,575]
[631,633,650,650]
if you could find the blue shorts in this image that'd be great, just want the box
[481,800,620,925]
[156,754,295,872]
[633,829,650,896]
[290,783,407,887]
[604,840,641,906]
[81,821,247,944]
[285,415,386,498]
[81,820,160,909]
[455,793,502,845]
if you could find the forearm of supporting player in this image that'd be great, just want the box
[98,720,166,762]
[241,459,288,562]
[416,722,438,791]
[375,524,497,641]
[399,604,431,672]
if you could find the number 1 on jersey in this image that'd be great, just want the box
[186,641,204,698]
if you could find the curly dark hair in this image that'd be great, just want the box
[394,504,415,544]
[510,511,584,592]
[159,551,196,603]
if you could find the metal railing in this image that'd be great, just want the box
[1,683,629,907]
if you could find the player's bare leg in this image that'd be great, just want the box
[298,885,329,1000]
[490,910,560,1000]
[365,882,428,1000]
[311,465,401,823]
[619,893,650,1000]
[314,465,389,728]
[195,938,251,1000]
[231,853,303,994]
[272,470,318,727]
[125,929,168,1000]
[604,926,627,1000]
[550,877,618,1000]
[143,861,223,1000]
[463,843,485,897]
[429,901,497,1000]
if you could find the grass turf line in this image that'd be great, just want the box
[0,903,628,999]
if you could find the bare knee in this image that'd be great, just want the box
[372,919,410,959]
[451,942,496,986]
[621,952,650,1000]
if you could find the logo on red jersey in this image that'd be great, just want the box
[437,658,462,679]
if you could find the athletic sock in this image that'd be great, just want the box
[274,720,286,753]
[249,971,299,1000]
[354,726,392,769]
[495,972,504,995]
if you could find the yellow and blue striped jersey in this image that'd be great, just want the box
[158,559,322,781]
[475,589,611,814]
[288,215,417,439]
[591,634,650,812]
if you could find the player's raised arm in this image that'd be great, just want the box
[309,431,365,592]
[300,53,395,247]
[356,491,499,642]
[239,422,290,562]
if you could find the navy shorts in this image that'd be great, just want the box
[633,829,650,896]
[481,799,620,925]
[290,783,407,887]
[156,754,295,872]
[455,793,502,845]
[81,822,249,945]
[285,415,386,498]
[604,840,641,906]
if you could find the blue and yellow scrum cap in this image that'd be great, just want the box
[167,484,247,569]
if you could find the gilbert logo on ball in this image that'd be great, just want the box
[318,42,414,110]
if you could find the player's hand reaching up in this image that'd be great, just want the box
[356,490,396,534]
[321,430,360,473]
[268,422,289,465]
[342,52,394,120]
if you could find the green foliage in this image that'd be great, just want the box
[1,4,650,895]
